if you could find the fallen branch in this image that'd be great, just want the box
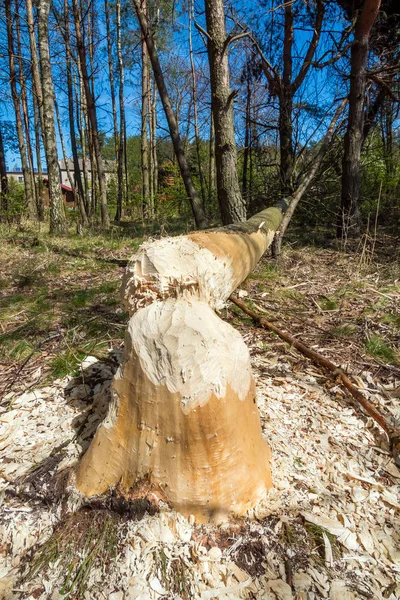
[230,295,400,467]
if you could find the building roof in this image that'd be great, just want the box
[58,158,116,173]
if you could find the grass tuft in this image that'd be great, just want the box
[24,509,120,597]
[365,335,397,364]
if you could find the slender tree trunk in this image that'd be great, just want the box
[208,113,216,206]
[189,0,206,210]
[72,0,110,227]
[141,1,150,219]
[32,96,44,221]
[279,0,294,196]
[75,72,90,213]
[147,74,155,217]
[242,71,252,202]
[115,0,125,222]
[16,2,38,215]
[204,0,246,224]
[105,0,119,161]
[150,77,158,207]
[64,0,87,219]
[0,126,8,215]
[37,0,68,233]
[339,0,381,237]
[55,96,89,225]
[5,0,36,219]
[26,0,45,135]
[133,0,208,229]
[26,0,45,220]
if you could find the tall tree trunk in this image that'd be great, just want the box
[242,71,252,202]
[147,73,155,217]
[37,0,68,234]
[115,0,125,222]
[26,0,45,135]
[0,126,8,216]
[15,1,38,215]
[204,0,246,224]
[208,113,216,206]
[133,0,208,229]
[150,77,158,207]
[32,95,44,221]
[189,0,206,210]
[5,0,36,219]
[279,0,294,196]
[141,1,150,220]
[105,0,118,162]
[64,0,87,219]
[74,205,284,521]
[72,0,110,227]
[339,0,382,237]
[26,0,45,220]
[55,96,88,225]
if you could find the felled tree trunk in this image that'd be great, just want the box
[74,206,282,521]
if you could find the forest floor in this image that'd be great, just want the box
[0,223,399,600]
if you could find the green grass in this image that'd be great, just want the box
[249,262,279,281]
[24,510,120,598]
[305,523,340,562]
[318,296,338,311]
[365,335,398,364]
[48,351,85,379]
[329,323,358,338]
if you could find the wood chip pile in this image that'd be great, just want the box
[1,340,399,599]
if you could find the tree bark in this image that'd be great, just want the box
[5,0,36,219]
[339,0,382,237]
[37,0,68,234]
[189,0,206,210]
[15,2,38,216]
[279,0,294,196]
[140,0,150,220]
[32,94,45,221]
[63,0,88,220]
[242,69,252,202]
[150,77,158,206]
[72,0,110,228]
[115,0,125,222]
[105,0,119,162]
[0,126,8,215]
[74,204,283,521]
[208,113,216,206]
[132,0,208,229]
[26,0,44,220]
[204,0,246,224]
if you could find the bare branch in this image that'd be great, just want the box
[292,0,324,93]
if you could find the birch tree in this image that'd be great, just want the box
[37,0,68,233]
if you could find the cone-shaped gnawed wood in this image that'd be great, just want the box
[74,207,283,521]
